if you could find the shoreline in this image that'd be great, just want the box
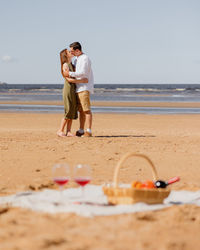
[1,100,200,108]
[2,102,200,114]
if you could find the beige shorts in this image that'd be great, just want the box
[77,90,91,112]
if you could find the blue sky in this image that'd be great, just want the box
[0,0,200,84]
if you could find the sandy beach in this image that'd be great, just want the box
[1,111,200,249]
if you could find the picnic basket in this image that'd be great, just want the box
[103,152,170,205]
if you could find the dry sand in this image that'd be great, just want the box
[1,111,200,249]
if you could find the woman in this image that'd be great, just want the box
[57,49,88,137]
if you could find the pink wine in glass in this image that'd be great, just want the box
[74,177,91,186]
[54,177,69,186]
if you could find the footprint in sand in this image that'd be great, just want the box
[42,238,66,247]
[0,207,9,215]
[28,181,54,191]
[136,213,156,221]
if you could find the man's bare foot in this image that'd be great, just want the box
[66,132,75,137]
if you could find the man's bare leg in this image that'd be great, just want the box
[79,110,86,130]
[85,110,92,130]
[81,110,92,137]
[76,111,85,137]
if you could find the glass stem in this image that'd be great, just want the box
[81,186,84,197]
[59,185,63,203]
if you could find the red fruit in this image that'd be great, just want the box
[143,180,155,189]
[131,181,140,188]
[135,182,143,189]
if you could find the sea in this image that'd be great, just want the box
[1,83,200,114]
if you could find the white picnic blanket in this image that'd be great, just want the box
[0,185,200,217]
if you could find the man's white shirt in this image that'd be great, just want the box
[69,54,94,94]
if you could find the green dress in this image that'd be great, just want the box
[62,63,78,119]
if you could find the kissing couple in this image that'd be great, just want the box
[57,42,94,137]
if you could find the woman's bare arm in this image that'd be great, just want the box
[63,71,69,77]
[62,63,69,77]
[66,77,88,84]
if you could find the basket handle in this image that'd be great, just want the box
[113,153,158,187]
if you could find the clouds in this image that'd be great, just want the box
[1,55,16,63]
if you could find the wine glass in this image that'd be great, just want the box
[73,164,91,197]
[52,163,70,192]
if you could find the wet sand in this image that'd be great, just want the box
[1,100,200,108]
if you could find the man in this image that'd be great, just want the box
[64,42,94,137]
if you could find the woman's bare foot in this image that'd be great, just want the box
[57,131,66,137]
[66,132,75,137]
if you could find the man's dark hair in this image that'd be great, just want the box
[69,42,82,51]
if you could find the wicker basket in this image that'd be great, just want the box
[103,152,170,205]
